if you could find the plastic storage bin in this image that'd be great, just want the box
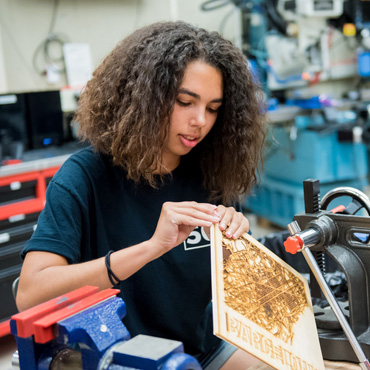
[244,176,369,227]
[264,126,368,184]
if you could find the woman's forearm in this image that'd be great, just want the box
[16,240,156,311]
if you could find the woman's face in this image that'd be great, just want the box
[160,60,223,172]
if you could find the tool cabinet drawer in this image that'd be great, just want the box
[0,264,21,320]
[0,211,40,231]
[0,243,24,270]
[0,180,38,206]
[0,163,63,334]
[0,223,36,249]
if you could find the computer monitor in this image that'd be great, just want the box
[0,93,29,149]
[25,90,64,149]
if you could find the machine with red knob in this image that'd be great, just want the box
[283,179,370,369]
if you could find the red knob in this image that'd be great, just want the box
[284,236,303,254]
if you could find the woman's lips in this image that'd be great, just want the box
[180,135,199,148]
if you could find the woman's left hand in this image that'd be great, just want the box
[216,205,249,239]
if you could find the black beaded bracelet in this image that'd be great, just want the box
[105,250,122,289]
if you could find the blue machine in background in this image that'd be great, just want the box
[245,110,369,227]
[200,1,370,229]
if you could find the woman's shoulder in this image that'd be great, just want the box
[68,146,105,165]
[53,146,113,185]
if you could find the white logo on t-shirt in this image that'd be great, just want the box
[183,226,210,250]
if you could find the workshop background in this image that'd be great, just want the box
[0,0,370,369]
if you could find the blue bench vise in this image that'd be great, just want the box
[10,285,202,370]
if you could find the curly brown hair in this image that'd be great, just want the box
[75,21,266,205]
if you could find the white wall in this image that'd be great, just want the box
[0,24,7,93]
[0,0,239,93]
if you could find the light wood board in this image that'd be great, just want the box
[210,225,325,370]
[247,360,360,369]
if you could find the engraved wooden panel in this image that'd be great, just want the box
[247,360,360,369]
[210,225,325,370]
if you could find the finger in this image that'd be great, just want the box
[229,216,250,239]
[223,210,244,238]
[219,209,249,239]
[170,214,214,228]
[175,202,220,216]
[168,202,221,224]
[216,205,226,218]
[218,206,234,231]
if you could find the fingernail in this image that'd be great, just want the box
[220,223,226,230]
[225,231,232,238]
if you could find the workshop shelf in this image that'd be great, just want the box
[0,165,60,337]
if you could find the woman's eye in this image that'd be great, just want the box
[176,100,190,107]
[207,107,219,114]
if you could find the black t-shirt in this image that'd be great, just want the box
[22,146,220,355]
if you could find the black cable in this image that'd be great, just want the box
[32,40,47,76]
[44,34,68,72]
[262,0,287,35]
[201,0,231,11]
[32,33,69,76]
[48,0,60,35]
[32,0,69,76]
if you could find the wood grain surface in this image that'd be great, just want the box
[210,225,326,370]
[248,360,360,369]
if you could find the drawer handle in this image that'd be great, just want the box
[0,233,10,244]
[9,214,26,223]
[10,181,22,191]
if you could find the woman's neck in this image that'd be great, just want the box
[152,156,181,175]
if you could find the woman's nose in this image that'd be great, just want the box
[190,108,206,127]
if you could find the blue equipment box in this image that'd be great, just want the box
[245,176,369,228]
[264,126,368,184]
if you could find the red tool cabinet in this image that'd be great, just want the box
[0,165,61,337]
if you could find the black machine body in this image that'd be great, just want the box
[288,179,370,363]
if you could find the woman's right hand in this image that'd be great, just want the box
[150,201,221,256]
[16,201,220,311]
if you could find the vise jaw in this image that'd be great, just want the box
[10,286,202,370]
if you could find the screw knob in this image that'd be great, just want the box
[284,236,303,254]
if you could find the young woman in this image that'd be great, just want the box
[16,21,266,369]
